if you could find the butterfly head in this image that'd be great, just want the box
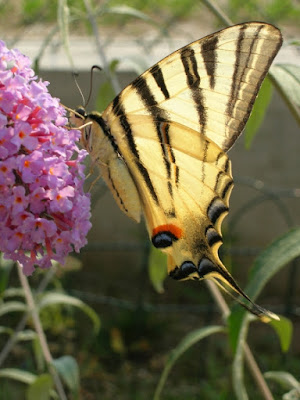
[69,107,98,158]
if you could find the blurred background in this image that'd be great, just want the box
[0,1,300,399]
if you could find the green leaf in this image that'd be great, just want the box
[227,307,245,352]
[0,255,14,295]
[37,292,100,334]
[15,329,37,342]
[109,59,120,74]
[228,228,300,399]
[232,315,252,400]
[148,247,167,293]
[0,325,14,336]
[264,371,300,392]
[283,389,300,400]
[0,327,36,342]
[228,228,300,352]
[0,301,27,317]
[26,374,53,400]
[269,64,300,126]
[0,368,36,384]
[247,227,300,300]
[245,76,273,148]
[269,316,293,353]
[33,336,45,372]
[270,64,300,108]
[95,81,116,113]
[104,5,158,25]
[3,287,25,298]
[153,325,225,400]
[52,356,79,397]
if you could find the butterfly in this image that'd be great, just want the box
[72,22,282,321]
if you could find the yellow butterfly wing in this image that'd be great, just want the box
[78,22,282,320]
[103,22,282,151]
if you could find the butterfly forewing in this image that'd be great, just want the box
[103,22,282,151]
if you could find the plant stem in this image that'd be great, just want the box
[206,280,274,400]
[82,0,121,95]
[17,263,67,400]
[0,266,57,367]
[201,0,233,26]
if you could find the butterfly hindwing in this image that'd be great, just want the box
[82,112,142,222]
[104,114,239,288]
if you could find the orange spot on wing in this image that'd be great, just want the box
[152,224,183,240]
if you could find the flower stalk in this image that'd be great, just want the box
[17,263,67,399]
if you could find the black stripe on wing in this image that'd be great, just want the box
[150,64,170,100]
[201,35,219,89]
[88,112,120,154]
[112,95,159,205]
[180,46,207,135]
[131,75,179,193]
[225,23,265,149]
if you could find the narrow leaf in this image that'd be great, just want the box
[26,374,53,400]
[0,326,13,336]
[109,59,120,74]
[104,5,158,25]
[228,228,300,352]
[37,292,100,334]
[95,81,116,113]
[53,356,79,397]
[16,329,37,342]
[148,247,167,293]
[247,227,300,300]
[0,255,14,295]
[282,388,300,400]
[269,316,293,353]
[264,371,300,392]
[245,76,273,148]
[153,325,225,400]
[269,64,300,125]
[33,336,45,372]
[0,301,27,317]
[270,64,300,107]
[232,315,252,400]
[0,368,36,384]
[3,287,25,298]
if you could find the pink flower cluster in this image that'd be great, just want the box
[0,41,91,275]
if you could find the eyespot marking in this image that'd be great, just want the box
[207,197,228,225]
[169,261,197,280]
[205,225,222,247]
[198,257,218,278]
[152,224,182,248]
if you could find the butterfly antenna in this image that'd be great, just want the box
[84,65,103,108]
